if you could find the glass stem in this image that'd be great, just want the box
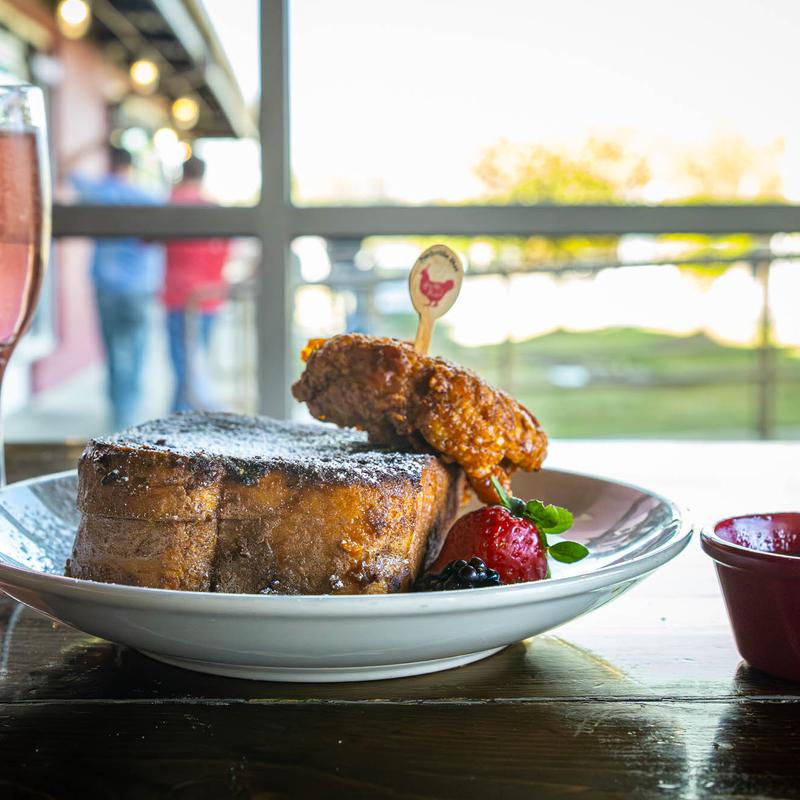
[0,349,8,489]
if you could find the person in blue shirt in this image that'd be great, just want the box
[71,147,164,430]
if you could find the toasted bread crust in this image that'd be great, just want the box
[212,460,462,594]
[67,516,216,591]
[69,413,464,594]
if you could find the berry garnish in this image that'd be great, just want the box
[491,477,589,573]
[417,558,502,592]
[429,477,588,584]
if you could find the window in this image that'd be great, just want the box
[3,0,798,441]
[290,234,800,438]
[290,0,800,206]
[5,237,259,441]
[48,0,260,208]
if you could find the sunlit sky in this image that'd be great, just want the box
[194,1,800,354]
[203,0,800,203]
[200,0,260,106]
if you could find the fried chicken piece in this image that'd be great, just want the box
[291,334,548,503]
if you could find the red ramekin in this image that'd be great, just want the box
[701,513,800,682]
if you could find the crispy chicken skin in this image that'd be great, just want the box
[292,334,548,503]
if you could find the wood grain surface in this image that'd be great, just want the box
[1,440,800,799]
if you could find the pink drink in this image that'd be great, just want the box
[0,130,44,358]
[0,85,50,488]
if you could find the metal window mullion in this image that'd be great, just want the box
[290,204,800,237]
[54,203,800,240]
[53,204,261,239]
[256,0,292,419]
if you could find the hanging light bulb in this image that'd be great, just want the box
[171,96,200,130]
[129,59,160,94]
[56,0,92,39]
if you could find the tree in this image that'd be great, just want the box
[677,134,784,202]
[463,137,652,267]
[475,136,650,205]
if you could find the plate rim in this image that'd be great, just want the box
[0,467,694,616]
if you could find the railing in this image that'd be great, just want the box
[184,278,259,415]
[291,245,800,439]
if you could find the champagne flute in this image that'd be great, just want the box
[0,85,51,487]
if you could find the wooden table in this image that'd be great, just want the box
[1,440,800,798]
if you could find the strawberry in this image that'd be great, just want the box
[432,506,548,583]
[430,477,588,584]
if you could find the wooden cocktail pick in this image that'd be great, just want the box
[408,244,464,354]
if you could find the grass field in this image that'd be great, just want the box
[379,317,800,439]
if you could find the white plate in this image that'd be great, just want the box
[0,468,692,682]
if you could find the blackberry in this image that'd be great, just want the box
[417,557,502,591]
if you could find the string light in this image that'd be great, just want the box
[153,127,178,151]
[129,59,159,94]
[171,96,200,130]
[56,0,92,39]
[153,127,190,173]
[120,127,148,153]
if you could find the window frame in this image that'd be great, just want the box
[51,0,800,419]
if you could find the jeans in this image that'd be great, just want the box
[167,309,216,413]
[95,291,152,431]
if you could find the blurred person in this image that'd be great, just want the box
[165,155,230,412]
[70,146,164,430]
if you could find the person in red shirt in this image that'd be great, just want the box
[165,156,230,412]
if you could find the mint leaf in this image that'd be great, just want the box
[490,476,513,511]
[525,500,559,528]
[543,509,574,536]
[524,500,574,535]
[487,478,584,573]
[549,541,589,563]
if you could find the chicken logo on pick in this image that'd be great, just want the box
[419,266,454,308]
[409,245,464,320]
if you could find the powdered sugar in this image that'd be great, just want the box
[93,412,431,486]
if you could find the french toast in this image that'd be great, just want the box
[67,413,465,594]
